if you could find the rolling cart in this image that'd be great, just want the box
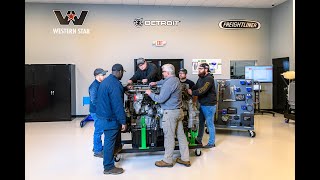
[80,96,94,128]
[207,79,256,137]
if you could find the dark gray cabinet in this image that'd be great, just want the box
[25,64,76,122]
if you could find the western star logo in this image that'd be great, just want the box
[219,20,261,29]
[53,10,88,25]
[53,10,90,35]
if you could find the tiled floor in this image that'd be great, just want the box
[25,114,294,180]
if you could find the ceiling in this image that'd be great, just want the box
[25,0,288,8]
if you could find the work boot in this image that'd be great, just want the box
[176,157,191,167]
[93,151,103,158]
[155,160,173,167]
[103,167,124,175]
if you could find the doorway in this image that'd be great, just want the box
[272,57,289,113]
[134,59,184,78]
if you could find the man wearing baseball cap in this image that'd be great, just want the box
[89,68,108,158]
[128,57,161,84]
[96,63,127,175]
[187,63,217,148]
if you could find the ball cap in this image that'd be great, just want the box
[199,63,210,72]
[136,58,146,66]
[94,68,108,76]
[112,63,126,72]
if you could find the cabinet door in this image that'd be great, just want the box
[32,65,51,120]
[25,64,72,121]
[50,65,71,120]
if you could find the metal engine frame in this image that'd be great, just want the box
[115,84,203,161]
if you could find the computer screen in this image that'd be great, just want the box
[245,66,273,83]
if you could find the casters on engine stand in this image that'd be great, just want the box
[248,130,256,138]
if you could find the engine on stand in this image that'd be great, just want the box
[124,83,200,149]
[125,84,164,149]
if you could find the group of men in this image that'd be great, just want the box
[88,57,217,175]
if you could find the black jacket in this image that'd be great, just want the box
[192,74,217,106]
[130,62,161,83]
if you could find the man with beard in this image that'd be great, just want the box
[178,68,195,90]
[187,63,217,148]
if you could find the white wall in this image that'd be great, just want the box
[26,3,273,115]
[271,0,294,70]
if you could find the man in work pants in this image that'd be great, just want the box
[96,64,127,175]
[146,63,191,167]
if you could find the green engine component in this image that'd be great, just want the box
[139,116,149,149]
[187,129,198,146]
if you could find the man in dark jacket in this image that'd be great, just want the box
[96,64,127,175]
[188,63,217,148]
[127,57,161,84]
[89,68,107,158]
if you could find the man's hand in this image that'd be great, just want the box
[127,80,133,84]
[187,89,192,95]
[145,89,152,95]
[149,82,157,86]
[142,79,148,84]
[121,124,127,132]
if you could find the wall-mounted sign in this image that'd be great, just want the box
[219,20,261,29]
[152,40,167,47]
[133,18,181,28]
[52,10,90,35]
[192,59,222,75]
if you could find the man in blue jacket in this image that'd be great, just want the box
[96,64,127,175]
[89,68,107,158]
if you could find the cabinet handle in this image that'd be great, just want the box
[52,91,55,95]
[50,91,53,95]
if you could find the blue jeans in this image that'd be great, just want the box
[197,105,216,145]
[91,113,104,153]
[103,128,120,170]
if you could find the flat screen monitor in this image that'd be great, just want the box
[245,66,273,83]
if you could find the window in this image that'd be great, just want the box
[230,60,256,79]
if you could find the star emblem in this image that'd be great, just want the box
[67,12,76,21]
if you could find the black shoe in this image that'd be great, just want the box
[203,144,215,148]
[104,167,124,175]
